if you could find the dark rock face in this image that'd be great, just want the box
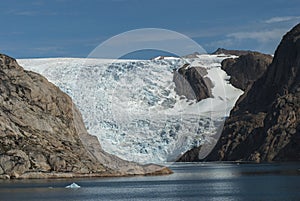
[173,64,213,101]
[176,146,202,162]
[221,53,273,90]
[0,54,172,179]
[205,24,300,162]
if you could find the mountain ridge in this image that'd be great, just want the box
[0,53,171,179]
[180,23,300,162]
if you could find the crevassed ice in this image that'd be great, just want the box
[18,54,243,163]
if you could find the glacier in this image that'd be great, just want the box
[18,54,243,163]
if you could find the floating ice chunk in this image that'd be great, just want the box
[65,182,81,188]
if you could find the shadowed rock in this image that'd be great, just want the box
[176,146,202,162]
[221,52,273,90]
[205,23,300,162]
[173,64,213,101]
[178,24,300,163]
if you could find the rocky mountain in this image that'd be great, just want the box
[221,52,273,90]
[205,23,300,162]
[0,54,171,179]
[178,24,300,162]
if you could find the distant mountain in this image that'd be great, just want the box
[205,23,300,162]
[213,48,263,56]
[183,52,201,58]
[0,54,171,179]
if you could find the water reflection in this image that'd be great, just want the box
[170,163,241,201]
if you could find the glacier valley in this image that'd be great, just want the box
[18,54,243,163]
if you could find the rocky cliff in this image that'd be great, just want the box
[221,52,272,90]
[0,54,171,179]
[178,24,300,162]
[205,24,300,162]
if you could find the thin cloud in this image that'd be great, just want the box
[227,29,286,43]
[264,16,300,23]
[205,27,289,54]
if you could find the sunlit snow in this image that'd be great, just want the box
[18,54,243,163]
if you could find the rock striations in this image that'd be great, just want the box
[205,23,300,162]
[0,54,171,179]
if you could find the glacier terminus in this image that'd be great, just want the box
[18,54,243,163]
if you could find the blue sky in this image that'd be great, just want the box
[1,0,300,59]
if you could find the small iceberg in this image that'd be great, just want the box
[65,182,81,188]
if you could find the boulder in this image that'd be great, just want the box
[221,52,272,90]
[173,64,213,101]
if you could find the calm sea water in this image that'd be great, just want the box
[0,163,299,201]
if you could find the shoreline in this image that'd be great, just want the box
[0,166,173,180]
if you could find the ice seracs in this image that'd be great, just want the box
[18,54,243,164]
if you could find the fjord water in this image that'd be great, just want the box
[1,163,299,201]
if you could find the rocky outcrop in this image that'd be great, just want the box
[205,24,300,162]
[173,64,213,101]
[176,146,202,162]
[0,54,172,179]
[221,52,273,90]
